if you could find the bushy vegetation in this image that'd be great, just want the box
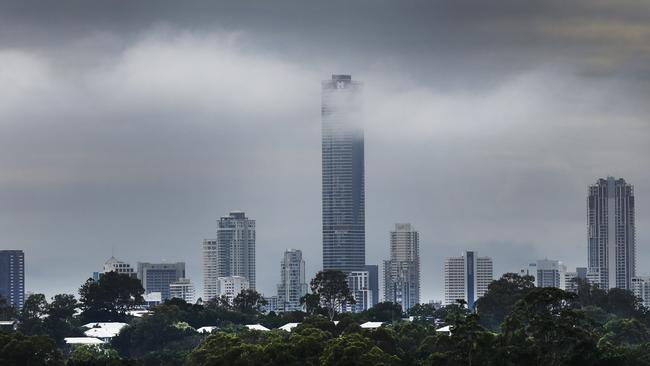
[1,272,650,365]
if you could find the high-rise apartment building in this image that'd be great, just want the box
[169,278,195,304]
[217,275,249,305]
[345,271,372,313]
[383,223,420,311]
[202,239,218,301]
[203,211,256,301]
[522,259,567,289]
[0,250,24,309]
[564,267,588,293]
[277,249,308,312]
[588,177,636,290]
[444,251,493,310]
[137,262,185,301]
[321,74,365,273]
[631,276,650,308]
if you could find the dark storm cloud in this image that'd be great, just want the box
[0,0,649,301]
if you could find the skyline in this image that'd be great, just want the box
[1,0,649,303]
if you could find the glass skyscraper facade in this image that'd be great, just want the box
[588,177,636,290]
[0,250,24,309]
[321,74,365,273]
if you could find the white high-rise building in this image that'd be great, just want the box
[137,262,185,301]
[217,275,250,305]
[169,278,195,304]
[202,239,218,301]
[277,249,308,312]
[588,177,636,290]
[202,211,256,301]
[383,223,420,311]
[444,251,493,310]
[631,276,650,308]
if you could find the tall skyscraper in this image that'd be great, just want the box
[202,239,218,301]
[277,249,308,312]
[0,250,24,309]
[444,251,493,310]
[383,223,420,311]
[321,74,365,273]
[137,262,185,301]
[588,177,636,290]
[203,211,256,301]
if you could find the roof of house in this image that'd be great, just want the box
[245,324,270,331]
[360,321,384,329]
[278,323,300,332]
[197,326,217,333]
[82,322,128,338]
[64,337,106,345]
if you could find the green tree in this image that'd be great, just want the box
[233,289,268,314]
[43,294,82,347]
[78,272,144,322]
[19,293,48,335]
[0,296,17,321]
[364,302,403,322]
[475,272,535,330]
[320,332,401,366]
[501,287,601,366]
[66,344,122,366]
[186,332,262,366]
[305,270,355,321]
[0,332,64,365]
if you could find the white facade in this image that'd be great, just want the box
[444,251,493,310]
[631,276,650,308]
[202,239,218,301]
[217,275,250,305]
[102,256,136,277]
[383,223,420,311]
[345,271,372,313]
[277,249,308,312]
[169,278,195,304]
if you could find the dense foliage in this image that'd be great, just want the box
[1,272,649,365]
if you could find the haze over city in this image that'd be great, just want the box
[1,0,649,303]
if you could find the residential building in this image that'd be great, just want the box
[95,256,136,279]
[203,211,256,300]
[383,223,420,311]
[321,74,365,273]
[217,275,249,305]
[277,249,308,312]
[345,271,372,313]
[588,177,636,290]
[524,259,567,289]
[137,262,185,301]
[0,250,24,309]
[169,278,195,304]
[631,276,650,308]
[202,239,218,301]
[365,264,379,307]
[564,267,588,293]
[444,251,493,310]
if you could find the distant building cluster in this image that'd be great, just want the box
[2,75,647,315]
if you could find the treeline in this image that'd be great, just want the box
[1,272,650,365]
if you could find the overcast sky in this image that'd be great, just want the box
[1,0,649,302]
